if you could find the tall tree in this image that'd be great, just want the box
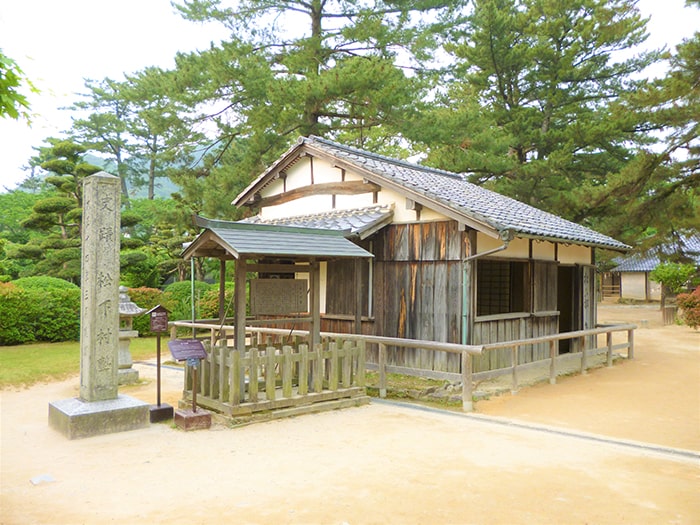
[9,140,101,283]
[121,67,205,200]
[69,78,132,205]
[411,0,660,231]
[165,0,464,217]
[579,0,699,247]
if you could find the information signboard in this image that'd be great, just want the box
[167,339,207,361]
[148,305,170,333]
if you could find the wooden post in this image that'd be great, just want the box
[235,258,247,400]
[219,344,226,402]
[628,329,635,359]
[354,258,363,335]
[580,336,587,374]
[310,259,321,349]
[511,345,518,394]
[462,351,473,412]
[249,348,258,402]
[379,343,387,398]
[266,346,276,401]
[357,340,366,387]
[218,259,226,322]
[230,349,240,406]
[329,342,339,390]
[549,339,557,384]
[282,345,293,398]
[299,344,309,395]
[606,331,613,367]
[342,340,352,388]
[314,343,324,393]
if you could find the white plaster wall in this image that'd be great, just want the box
[620,272,648,300]
[292,263,327,314]
[476,233,529,258]
[532,240,556,261]
[558,244,591,264]
[649,278,661,301]
[258,155,449,222]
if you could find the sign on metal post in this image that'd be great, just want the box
[148,305,170,333]
[167,339,207,412]
[167,339,207,361]
[143,305,173,422]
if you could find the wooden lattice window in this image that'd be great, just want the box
[476,260,529,316]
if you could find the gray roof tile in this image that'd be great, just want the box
[302,136,629,250]
[611,233,700,272]
[240,204,394,240]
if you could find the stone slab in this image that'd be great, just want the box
[48,395,149,440]
[149,403,174,423]
[174,408,211,431]
[118,368,139,385]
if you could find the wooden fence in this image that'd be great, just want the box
[170,321,635,414]
[172,328,368,418]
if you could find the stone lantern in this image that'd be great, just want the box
[118,286,146,385]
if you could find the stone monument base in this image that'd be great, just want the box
[174,408,211,431]
[49,395,149,440]
[118,368,140,385]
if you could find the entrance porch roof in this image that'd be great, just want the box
[182,216,373,261]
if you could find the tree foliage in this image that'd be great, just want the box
[163,0,464,218]
[0,49,37,120]
[409,0,662,240]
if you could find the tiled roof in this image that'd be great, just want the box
[300,136,629,250]
[185,218,373,260]
[240,204,394,240]
[611,234,700,272]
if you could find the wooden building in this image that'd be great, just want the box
[610,234,700,302]
[207,136,630,373]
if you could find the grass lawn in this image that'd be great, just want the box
[0,337,159,389]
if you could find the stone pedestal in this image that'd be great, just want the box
[49,395,149,440]
[118,330,139,385]
[174,408,211,431]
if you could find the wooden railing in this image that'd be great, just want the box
[169,321,635,413]
[601,284,621,297]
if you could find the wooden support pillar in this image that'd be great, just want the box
[462,351,473,412]
[218,259,226,322]
[549,339,557,384]
[234,258,247,351]
[234,258,247,400]
[309,259,321,349]
[354,258,363,335]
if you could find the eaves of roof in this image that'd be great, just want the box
[232,135,630,251]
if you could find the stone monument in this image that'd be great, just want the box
[48,172,149,439]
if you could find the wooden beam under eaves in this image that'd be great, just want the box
[256,180,381,208]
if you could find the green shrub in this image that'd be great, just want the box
[677,286,700,329]
[0,283,38,345]
[163,280,213,321]
[199,282,235,319]
[12,276,79,291]
[33,288,80,342]
[1,278,81,345]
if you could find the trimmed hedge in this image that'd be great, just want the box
[0,277,228,345]
[0,281,80,345]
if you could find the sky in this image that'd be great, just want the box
[1,0,699,193]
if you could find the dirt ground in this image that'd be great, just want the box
[1,303,698,525]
